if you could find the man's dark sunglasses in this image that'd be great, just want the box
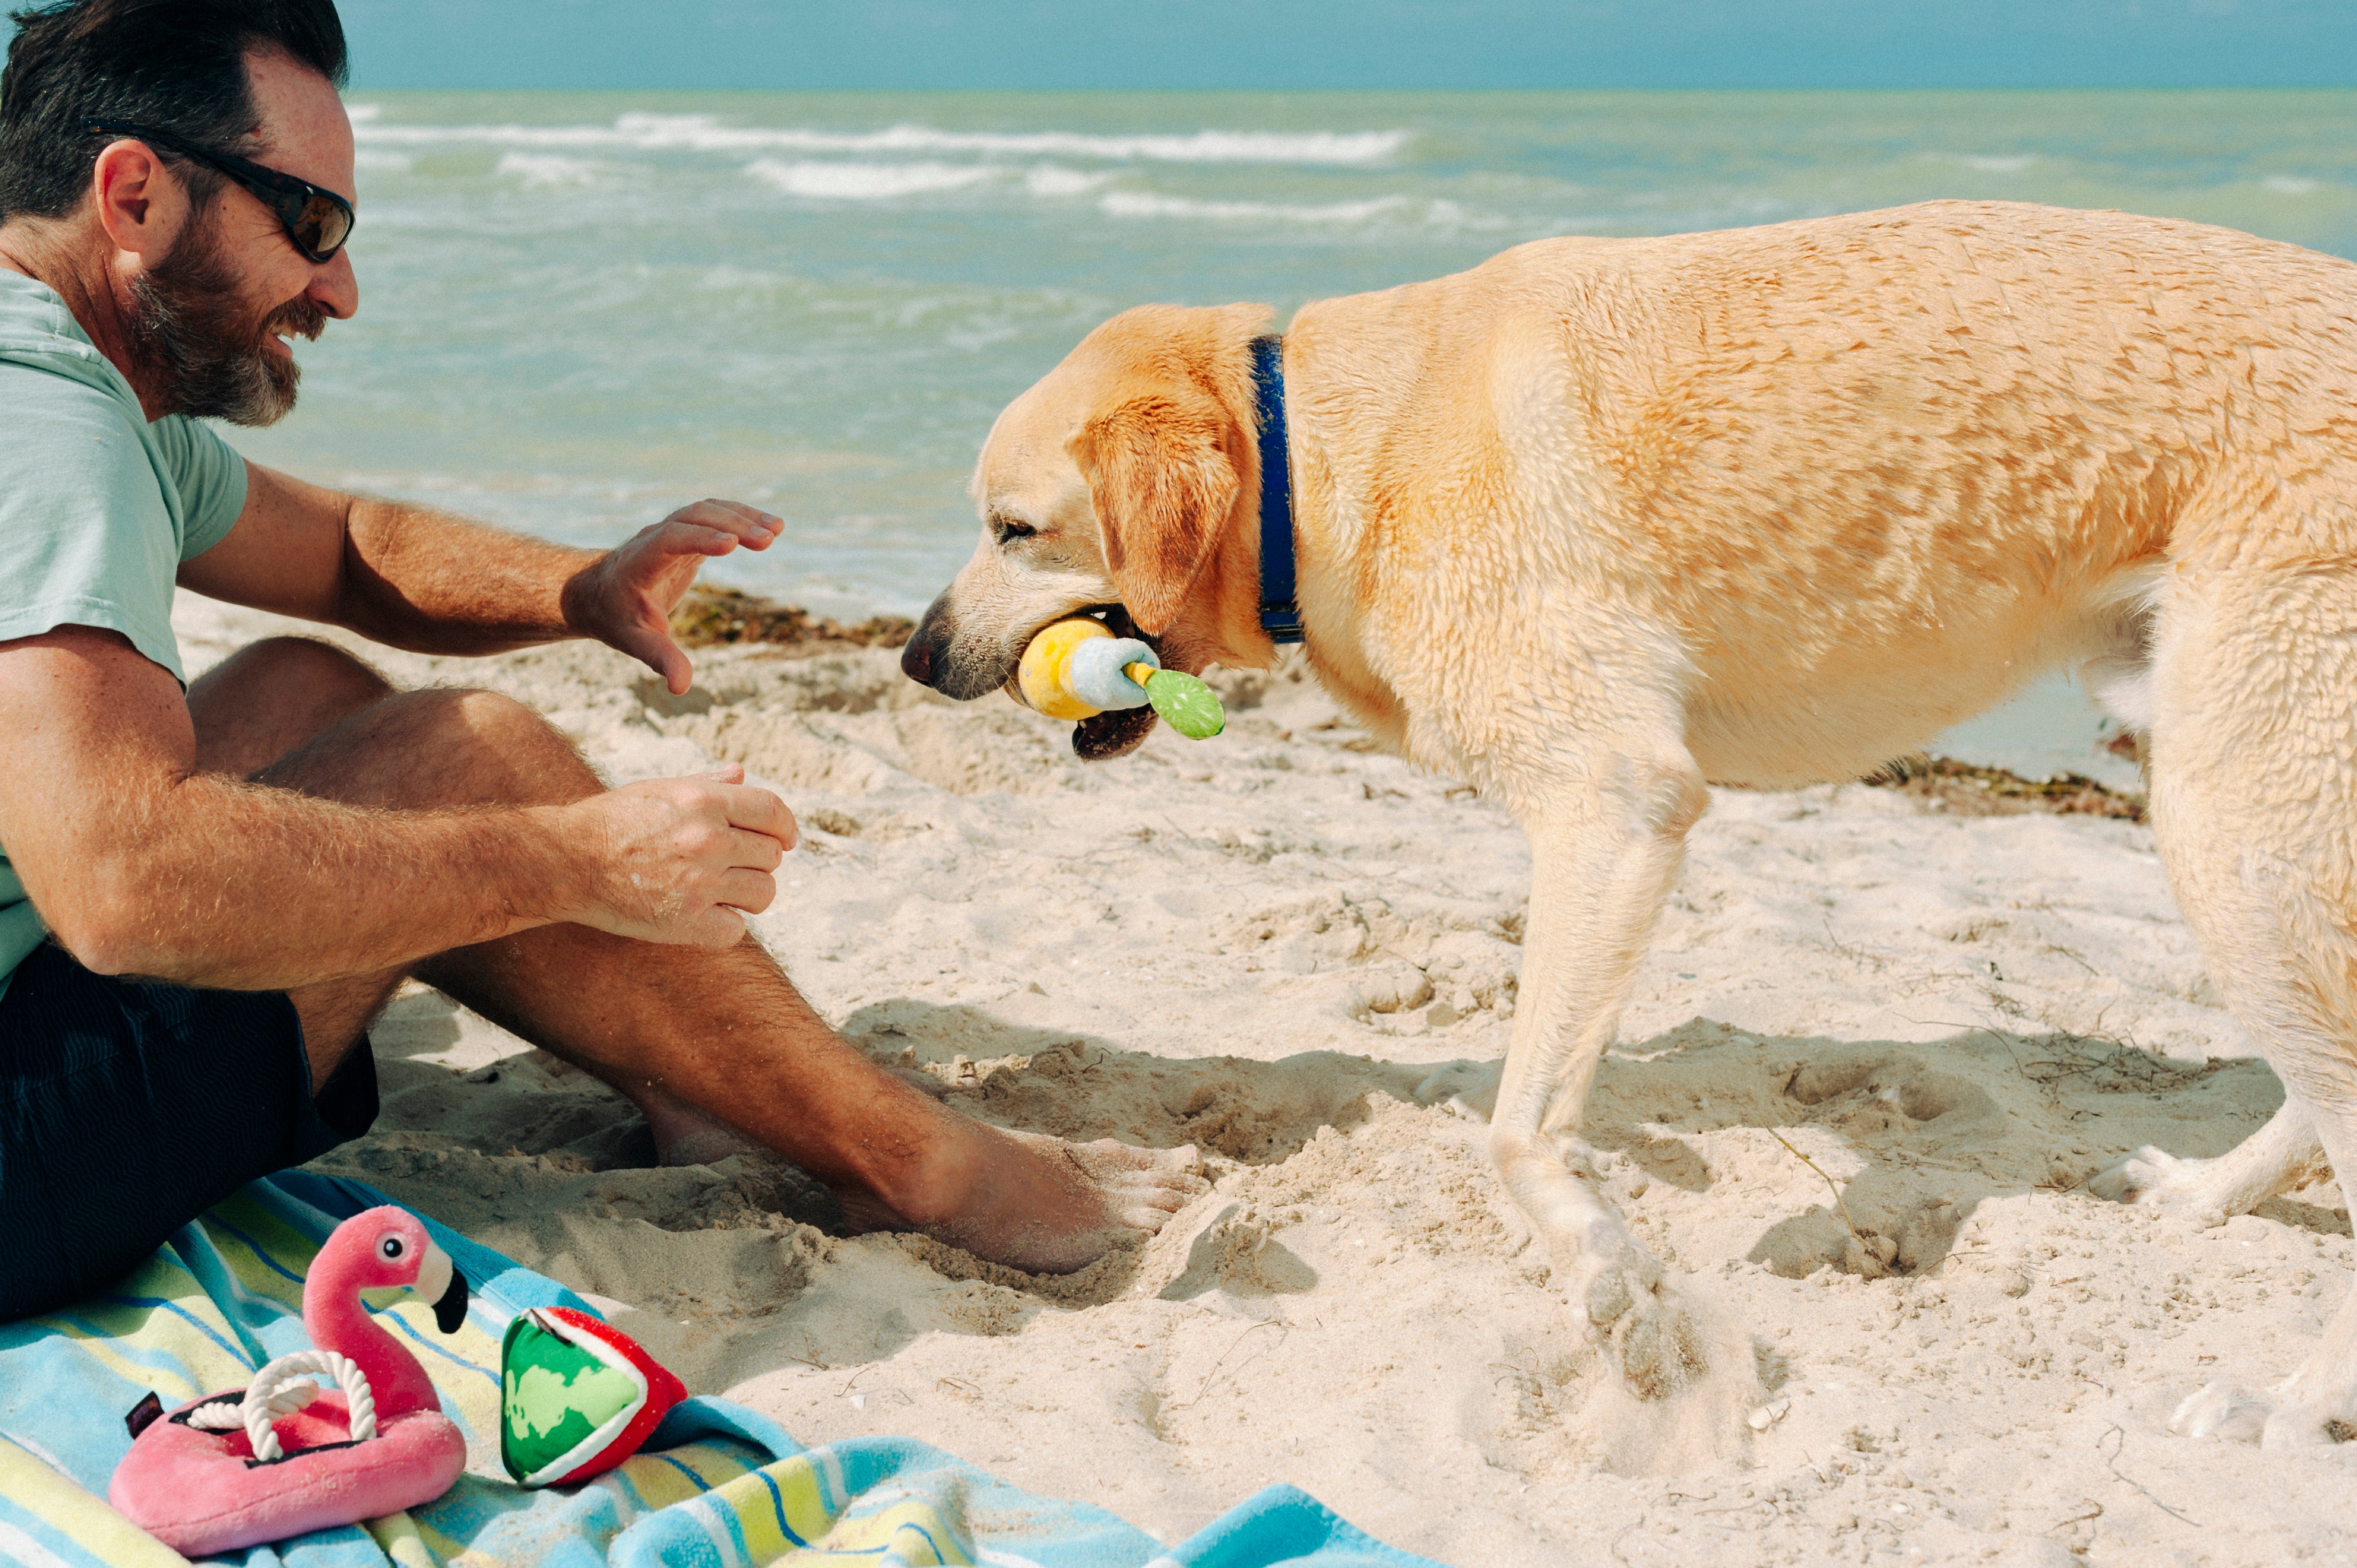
[85,119,354,263]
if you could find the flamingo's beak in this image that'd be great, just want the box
[413,1239,470,1334]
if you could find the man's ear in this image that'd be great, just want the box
[91,139,184,261]
[1065,396,1241,636]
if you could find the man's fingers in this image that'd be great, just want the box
[611,619,694,694]
[654,636,693,696]
[668,499,781,552]
[660,517,743,558]
[692,498,783,538]
[713,783,797,847]
[729,826,785,872]
[712,867,776,916]
[699,763,748,784]
[686,906,750,947]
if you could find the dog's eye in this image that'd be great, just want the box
[990,517,1036,546]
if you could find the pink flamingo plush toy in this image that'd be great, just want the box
[108,1207,471,1556]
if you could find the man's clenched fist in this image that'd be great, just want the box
[554,763,795,945]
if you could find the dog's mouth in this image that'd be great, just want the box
[1000,603,1159,711]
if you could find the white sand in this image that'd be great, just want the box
[175,596,2357,1566]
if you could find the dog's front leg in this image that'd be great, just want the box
[1492,754,1712,1399]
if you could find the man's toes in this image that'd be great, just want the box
[1134,1183,1198,1216]
[1138,1140,1206,1176]
[1116,1202,1186,1234]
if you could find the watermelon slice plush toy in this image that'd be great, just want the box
[500,1306,686,1487]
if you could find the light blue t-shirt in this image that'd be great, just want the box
[0,270,250,996]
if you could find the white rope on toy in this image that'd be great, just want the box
[184,1380,319,1432]
[195,1351,377,1461]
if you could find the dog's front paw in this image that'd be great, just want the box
[1575,1240,1711,1400]
[1414,1059,1502,1122]
[2088,1146,2225,1221]
[2168,1379,2274,1442]
[2167,1376,2356,1448]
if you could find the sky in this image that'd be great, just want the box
[335,0,2357,91]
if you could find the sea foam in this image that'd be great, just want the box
[353,112,1410,166]
[1096,190,1411,225]
[747,160,996,199]
[495,152,602,188]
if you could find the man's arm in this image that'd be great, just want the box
[0,625,793,989]
[177,463,781,693]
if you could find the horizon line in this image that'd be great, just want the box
[341,81,2357,94]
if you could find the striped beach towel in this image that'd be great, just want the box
[0,1172,1441,1568]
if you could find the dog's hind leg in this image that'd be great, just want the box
[2140,557,2357,1447]
[2089,1096,2328,1218]
[1490,750,1717,1398]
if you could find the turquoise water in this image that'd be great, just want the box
[236,89,2357,775]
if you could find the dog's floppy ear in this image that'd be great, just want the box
[1067,396,1240,636]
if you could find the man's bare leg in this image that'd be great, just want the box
[190,637,753,1139]
[189,638,424,1088]
[189,638,1205,1272]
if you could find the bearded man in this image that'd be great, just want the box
[0,0,1202,1321]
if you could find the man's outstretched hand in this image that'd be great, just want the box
[552,763,797,946]
[564,499,782,694]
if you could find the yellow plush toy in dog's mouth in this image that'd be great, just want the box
[1016,617,1225,739]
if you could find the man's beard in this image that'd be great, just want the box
[125,210,327,427]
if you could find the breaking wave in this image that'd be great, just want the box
[746,160,997,199]
[350,110,1411,166]
[1096,190,1412,224]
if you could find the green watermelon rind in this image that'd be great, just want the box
[499,1309,652,1486]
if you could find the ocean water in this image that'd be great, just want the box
[237,89,2357,777]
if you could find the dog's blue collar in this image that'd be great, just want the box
[1249,335,1305,645]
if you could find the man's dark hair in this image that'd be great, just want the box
[0,0,346,222]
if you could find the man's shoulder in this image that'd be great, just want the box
[0,354,150,480]
[0,271,125,393]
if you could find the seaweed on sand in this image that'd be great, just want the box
[670,587,915,651]
[1864,755,2145,823]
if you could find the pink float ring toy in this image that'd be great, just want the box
[108,1207,471,1557]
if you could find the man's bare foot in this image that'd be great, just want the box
[843,1115,1208,1274]
[621,1035,1201,1270]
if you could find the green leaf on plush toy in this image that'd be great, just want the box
[1143,669,1225,739]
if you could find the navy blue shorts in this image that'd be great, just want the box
[0,942,378,1321]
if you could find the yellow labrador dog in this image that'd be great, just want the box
[900,199,2357,1446]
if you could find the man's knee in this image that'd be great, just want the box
[379,687,602,806]
[190,638,399,780]
[212,636,395,710]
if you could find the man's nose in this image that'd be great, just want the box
[313,247,359,320]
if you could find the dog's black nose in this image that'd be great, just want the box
[901,593,958,689]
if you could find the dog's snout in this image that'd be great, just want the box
[900,594,955,690]
[899,631,937,687]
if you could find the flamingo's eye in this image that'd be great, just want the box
[379,1236,405,1260]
